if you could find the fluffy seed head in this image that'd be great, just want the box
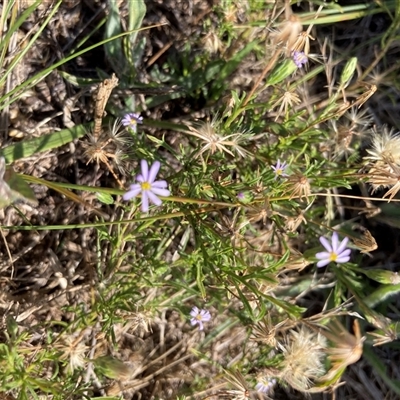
[365,126,400,165]
[278,326,326,392]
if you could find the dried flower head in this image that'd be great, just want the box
[202,30,224,54]
[352,229,378,254]
[270,87,302,121]
[329,120,356,159]
[246,199,272,225]
[186,121,250,158]
[291,30,315,54]
[252,316,289,348]
[190,306,211,331]
[317,319,365,383]
[58,335,88,373]
[273,11,303,54]
[367,161,400,201]
[222,369,251,400]
[82,119,133,186]
[278,326,326,391]
[285,172,312,201]
[345,107,372,128]
[364,126,400,165]
[123,160,170,212]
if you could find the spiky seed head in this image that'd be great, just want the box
[278,326,326,392]
[364,126,400,165]
[368,162,400,201]
[286,173,312,202]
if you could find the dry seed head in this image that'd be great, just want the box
[285,173,312,202]
[222,369,251,400]
[330,120,356,159]
[345,107,372,128]
[246,199,272,225]
[352,229,378,254]
[58,335,88,372]
[278,326,326,391]
[270,88,301,121]
[318,319,365,383]
[252,316,289,348]
[364,126,400,165]
[369,317,398,346]
[291,30,315,54]
[367,162,400,201]
[82,133,112,165]
[202,31,224,54]
[130,311,153,334]
[273,14,303,54]
[284,210,307,232]
[186,121,250,158]
[106,118,132,147]
[284,255,310,271]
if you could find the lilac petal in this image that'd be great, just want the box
[315,251,330,260]
[319,236,332,252]
[197,321,204,330]
[146,190,162,206]
[122,186,141,200]
[148,161,161,183]
[152,180,168,189]
[337,237,349,254]
[317,259,330,268]
[336,255,351,263]
[331,232,339,252]
[141,191,149,212]
[190,318,198,326]
[339,248,351,258]
[136,174,144,183]
[190,307,199,317]
[200,311,211,321]
[151,187,170,197]
[140,160,149,181]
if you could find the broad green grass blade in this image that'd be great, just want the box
[0,124,89,163]
[104,1,125,75]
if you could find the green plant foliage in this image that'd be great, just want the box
[1,0,400,399]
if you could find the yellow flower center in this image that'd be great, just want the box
[141,182,151,190]
[329,252,338,261]
[195,314,203,321]
[276,168,283,175]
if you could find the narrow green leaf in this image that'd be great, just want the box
[364,284,400,308]
[97,192,114,205]
[266,59,298,86]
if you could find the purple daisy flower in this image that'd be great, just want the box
[190,306,211,331]
[121,113,143,132]
[123,160,170,212]
[315,232,351,268]
[292,51,308,68]
[271,159,289,178]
